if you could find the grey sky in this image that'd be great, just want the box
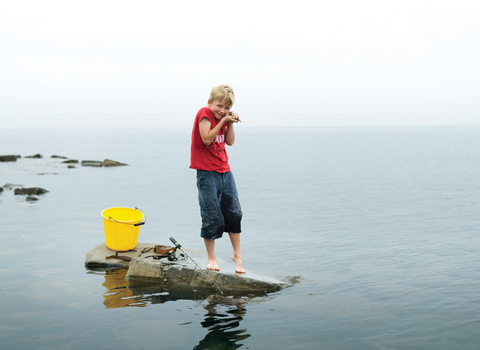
[1,0,479,128]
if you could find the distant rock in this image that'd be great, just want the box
[62,159,79,164]
[2,183,23,190]
[81,160,103,167]
[67,165,76,169]
[51,155,68,159]
[103,159,128,167]
[26,196,39,202]
[14,187,49,195]
[0,155,20,162]
[25,154,43,159]
[0,187,3,193]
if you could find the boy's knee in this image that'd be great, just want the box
[201,213,225,239]
[224,212,242,234]
[201,224,224,240]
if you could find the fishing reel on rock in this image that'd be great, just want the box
[167,247,185,261]
[144,245,185,261]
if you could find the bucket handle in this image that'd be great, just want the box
[107,207,146,226]
[134,207,146,226]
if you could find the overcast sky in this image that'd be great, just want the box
[1,0,479,128]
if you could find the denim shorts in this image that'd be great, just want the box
[196,170,242,239]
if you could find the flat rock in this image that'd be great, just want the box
[85,242,287,293]
[14,187,49,195]
[51,155,68,159]
[81,160,103,167]
[62,159,79,164]
[85,242,147,268]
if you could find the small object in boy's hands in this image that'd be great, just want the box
[228,112,241,123]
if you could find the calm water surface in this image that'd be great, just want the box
[1,126,480,349]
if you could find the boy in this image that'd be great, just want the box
[190,85,245,274]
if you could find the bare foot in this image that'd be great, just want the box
[204,238,219,271]
[206,260,220,271]
[231,256,246,274]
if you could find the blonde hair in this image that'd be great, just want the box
[209,85,235,106]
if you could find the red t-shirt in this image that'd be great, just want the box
[190,107,231,173]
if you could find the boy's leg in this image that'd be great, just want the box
[228,232,245,274]
[221,172,245,273]
[197,170,225,270]
[204,238,219,271]
[221,172,242,235]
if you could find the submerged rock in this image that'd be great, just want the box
[25,154,43,159]
[0,187,3,193]
[81,160,103,167]
[2,183,23,190]
[62,159,79,164]
[67,165,76,169]
[26,196,39,202]
[51,155,68,159]
[14,187,49,195]
[0,155,20,162]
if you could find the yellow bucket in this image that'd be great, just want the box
[101,207,145,251]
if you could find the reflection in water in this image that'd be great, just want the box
[88,267,257,349]
[102,268,146,308]
[194,297,251,350]
[87,266,219,308]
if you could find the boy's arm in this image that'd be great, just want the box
[199,118,227,146]
[199,114,239,146]
[224,116,237,146]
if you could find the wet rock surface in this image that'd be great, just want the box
[128,258,285,293]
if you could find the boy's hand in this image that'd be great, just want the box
[227,112,241,123]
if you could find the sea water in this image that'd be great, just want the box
[1,126,480,349]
